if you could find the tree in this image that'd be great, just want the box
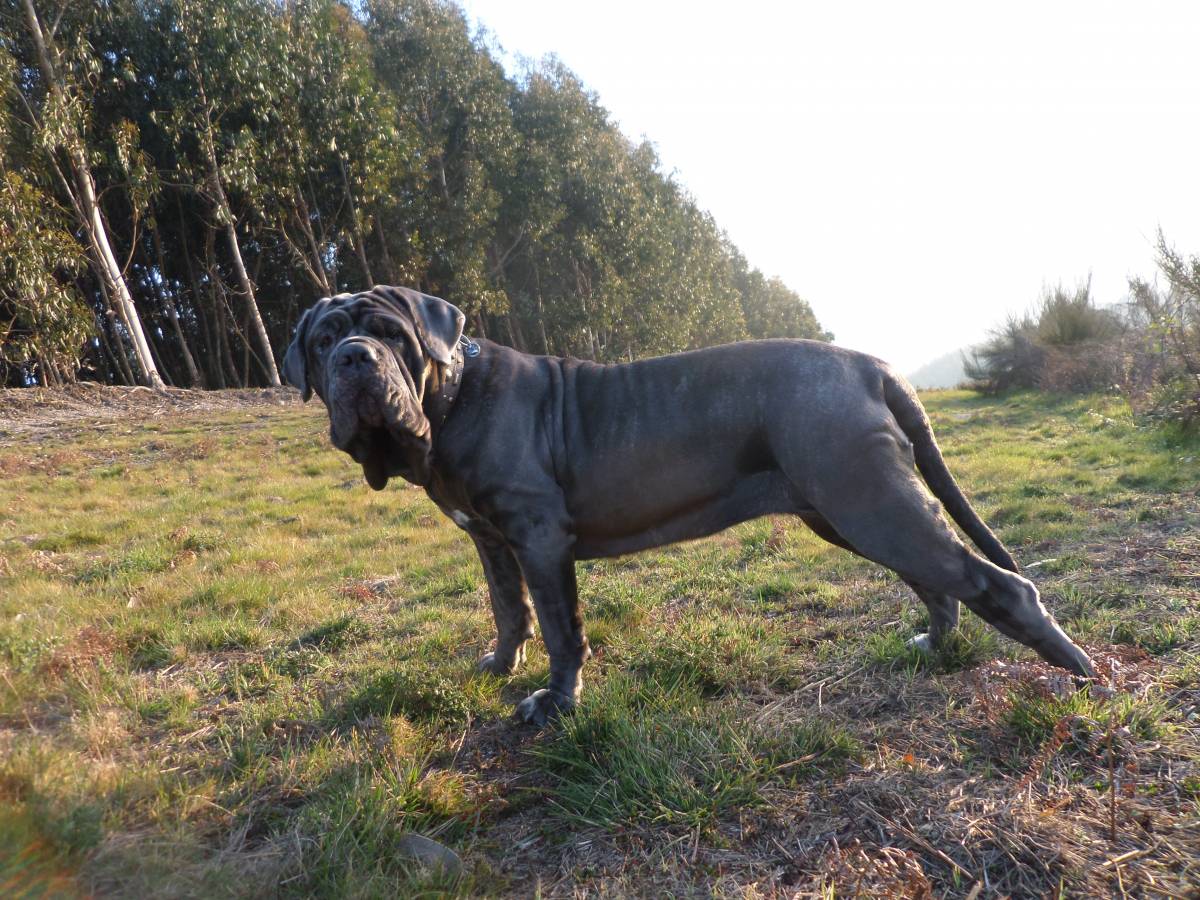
[365,0,516,323]
[156,0,283,385]
[11,0,164,388]
[1128,231,1200,419]
[0,0,828,387]
[965,281,1125,394]
[0,92,90,384]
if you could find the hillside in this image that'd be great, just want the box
[1,388,1198,896]
[907,348,971,390]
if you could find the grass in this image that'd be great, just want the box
[0,387,1198,896]
[534,672,861,830]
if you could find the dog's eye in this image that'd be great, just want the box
[316,334,334,353]
[375,321,402,341]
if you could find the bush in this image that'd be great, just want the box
[966,247,1200,427]
[964,282,1118,394]
[963,314,1042,393]
[1125,232,1200,425]
[1037,340,1125,394]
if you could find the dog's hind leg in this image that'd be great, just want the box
[954,564,1094,677]
[904,583,960,653]
[799,513,961,654]
[792,443,1094,678]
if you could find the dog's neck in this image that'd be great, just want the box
[422,336,474,435]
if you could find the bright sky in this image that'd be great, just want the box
[457,0,1200,372]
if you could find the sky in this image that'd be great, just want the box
[456,0,1200,372]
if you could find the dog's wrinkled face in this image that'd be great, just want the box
[282,286,465,490]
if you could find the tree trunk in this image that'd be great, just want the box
[218,201,279,384]
[91,270,137,386]
[105,312,136,386]
[339,154,374,286]
[22,0,164,390]
[292,190,333,294]
[215,288,241,387]
[241,311,251,385]
[373,216,398,284]
[191,68,280,385]
[38,354,57,387]
[505,312,520,350]
[204,226,241,387]
[534,262,550,354]
[146,321,176,388]
[93,308,127,385]
[151,220,201,387]
[182,215,221,389]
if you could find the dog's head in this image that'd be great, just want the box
[282,286,465,490]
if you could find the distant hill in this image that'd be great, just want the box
[907,348,972,390]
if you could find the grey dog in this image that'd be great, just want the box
[283,286,1095,725]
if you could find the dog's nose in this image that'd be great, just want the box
[335,341,378,369]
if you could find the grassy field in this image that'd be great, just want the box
[1,388,1197,897]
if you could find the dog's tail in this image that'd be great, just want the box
[883,372,1020,573]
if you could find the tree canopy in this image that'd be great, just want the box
[0,0,829,388]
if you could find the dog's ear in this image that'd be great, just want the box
[374,286,465,365]
[282,305,316,401]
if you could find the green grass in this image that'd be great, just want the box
[534,672,861,830]
[1004,682,1173,750]
[0,388,1197,896]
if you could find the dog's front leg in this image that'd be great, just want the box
[470,533,535,675]
[502,520,589,726]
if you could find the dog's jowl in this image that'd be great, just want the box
[284,286,1096,725]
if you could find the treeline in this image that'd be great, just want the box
[965,231,1200,424]
[0,0,829,389]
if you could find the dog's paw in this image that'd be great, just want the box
[477,645,525,676]
[477,652,514,675]
[515,689,575,726]
[1063,643,1097,682]
[907,633,936,655]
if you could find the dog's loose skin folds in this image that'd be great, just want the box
[284,286,1096,725]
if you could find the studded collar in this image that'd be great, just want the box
[425,334,479,433]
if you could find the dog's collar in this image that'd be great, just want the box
[426,334,478,432]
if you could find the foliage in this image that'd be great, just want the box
[965,281,1127,396]
[0,0,827,387]
[963,312,1044,393]
[0,168,91,384]
[1127,231,1200,423]
[964,237,1200,426]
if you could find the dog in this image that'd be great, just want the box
[283,286,1095,724]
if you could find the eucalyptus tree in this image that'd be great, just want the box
[363,0,517,327]
[728,242,829,342]
[500,60,753,360]
[267,0,420,297]
[0,0,829,387]
[5,0,164,387]
[153,0,283,385]
[0,51,90,385]
[497,59,639,357]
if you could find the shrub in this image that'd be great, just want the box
[1126,232,1200,425]
[1037,340,1125,394]
[965,282,1118,394]
[963,315,1037,393]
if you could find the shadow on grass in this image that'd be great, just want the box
[530,670,861,831]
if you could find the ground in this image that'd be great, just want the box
[0,386,1197,898]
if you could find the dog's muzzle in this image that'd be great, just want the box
[327,338,430,489]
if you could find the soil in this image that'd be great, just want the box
[0,384,302,444]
